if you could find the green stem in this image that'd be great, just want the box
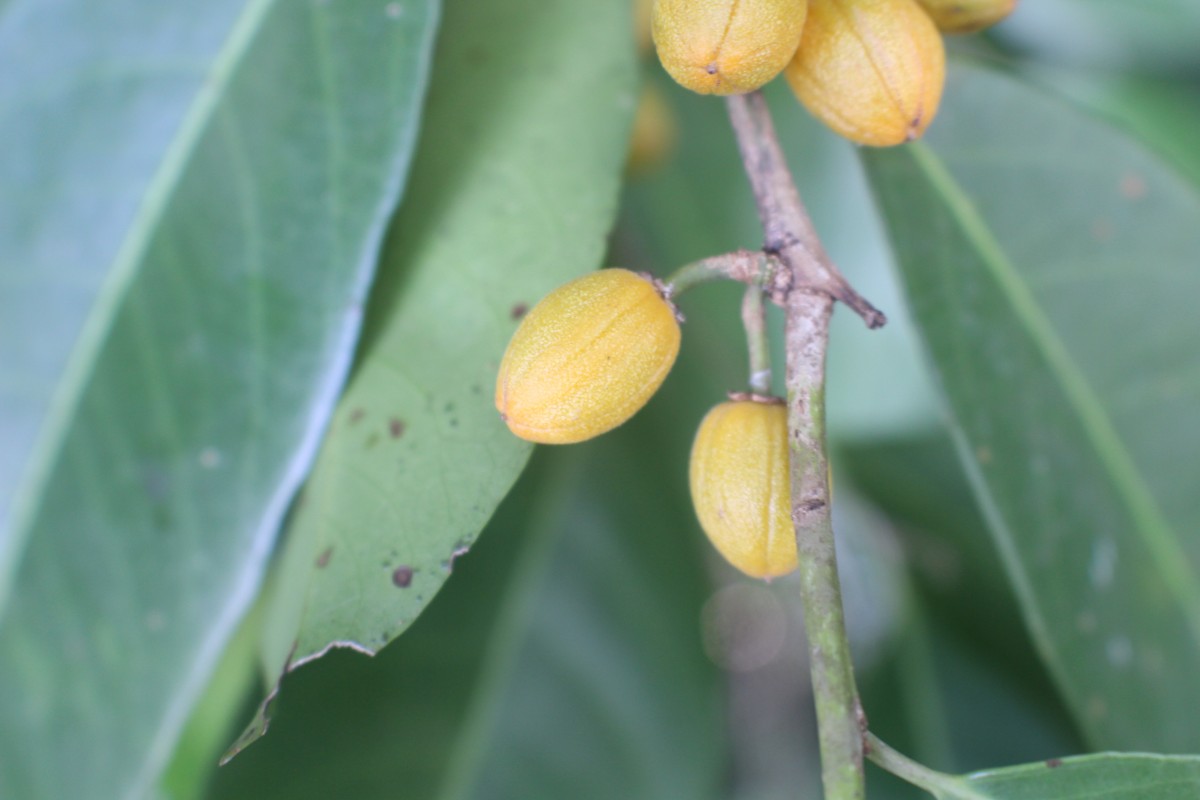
[785,290,863,800]
[865,734,988,800]
[741,285,772,395]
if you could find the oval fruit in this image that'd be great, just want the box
[785,0,945,146]
[495,269,681,444]
[626,84,678,177]
[689,399,798,579]
[916,0,1016,34]
[653,0,809,95]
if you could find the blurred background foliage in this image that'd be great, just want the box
[1,0,1199,798]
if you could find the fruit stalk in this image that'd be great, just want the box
[664,248,788,300]
[741,285,772,395]
[726,90,866,800]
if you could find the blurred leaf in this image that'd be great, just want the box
[862,63,1200,751]
[842,435,1048,688]
[862,590,1081,776]
[0,0,438,796]
[210,418,722,799]
[228,0,639,755]
[851,441,1081,796]
[996,0,1200,75]
[1020,68,1200,187]
[161,597,264,800]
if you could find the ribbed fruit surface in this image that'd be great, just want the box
[689,400,798,579]
[785,0,945,146]
[495,269,681,444]
[653,0,809,95]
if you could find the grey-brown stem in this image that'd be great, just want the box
[726,91,869,800]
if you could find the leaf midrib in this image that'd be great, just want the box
[905,140,1200,644]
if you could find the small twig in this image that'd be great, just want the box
[664,249,790,302]
[726,91,873,800]
[741,285,772,395]
[726,93,887,331]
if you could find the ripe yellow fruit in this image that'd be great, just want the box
[495,269,681,444]
[634,0,655,54]
[626,84,678,177]
[652,0,809,95]
[916,0,1016,34]
[689,399,798,579]
[785,0,945,147]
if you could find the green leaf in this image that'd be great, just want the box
[1019,68,1200,187]
[0,0,438,795]
[996,1,1200,74]
[958,753,1200,799]
[209,421,722,799]
[862,63,1200,751]
[877,739,1200,800]
[227,0,638,756]
[160,597,264,800]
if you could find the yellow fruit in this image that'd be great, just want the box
[626,84,678,177]
[689,399,798,579]
[785,0,945,146]
[916,0,1016,34]
[634,0,654,54]
[495,269,681,444]
[652,0,810,95]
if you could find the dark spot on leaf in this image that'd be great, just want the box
[444,401,455,413]
[471,384,482,395]
[316,547,333,569]
[1120,172,1146,200]
[349,408,365,425]
[365,433,381,449]
[392,566,414,588]
[1046,759,1063,769]
[389,418,405,439]
[449,418,459,428]
[510,302,528,319]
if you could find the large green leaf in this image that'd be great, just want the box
[862,64,1200,751]
[227,0,638,755]
[210,419,722,799]
[0,0,439,795]
[1021,68,1200,187]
